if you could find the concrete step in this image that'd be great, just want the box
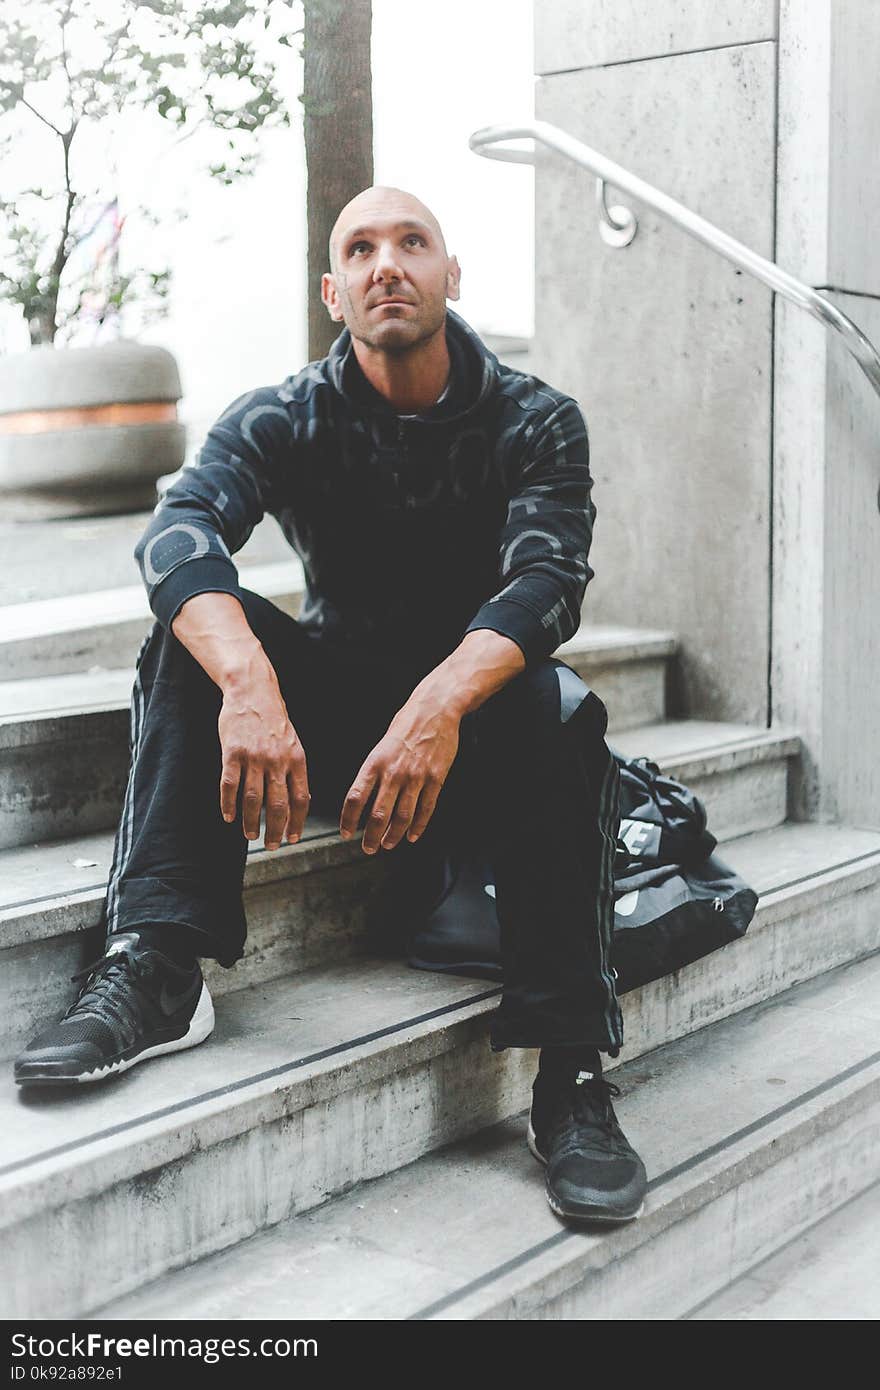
[0,561,304,682]
[0,512,294,608]
[0,624,683,851]
[2,821,879,1319]
[90,950,880,1321]
[0,815,382,1057]
[0,568,677,706]
[685,1178,880,1319]
[609,718,799,843]
[557,624,677,730]
[0,718,807,1056]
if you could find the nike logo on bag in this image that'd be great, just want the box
[615,890,639,918]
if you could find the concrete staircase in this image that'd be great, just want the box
[1,574,878,1320]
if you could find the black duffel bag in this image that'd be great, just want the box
[394,748,757,991]
[614,752,717,869]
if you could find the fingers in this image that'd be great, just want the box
[218,705,311,851]
[342,762,444,854]
[380,782,423,851]
[361,785,399,854]
[339,764,378,842]
[263,747,311,851]
[406,779,442,843]
[231,762,311,852]
[362,776,437,854]
[285,760,311,844]
[342,763,405,855]
[241,765,264,841]
[220,755,242,824]
[264,771,290,851]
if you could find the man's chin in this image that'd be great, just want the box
[363,321,426,353]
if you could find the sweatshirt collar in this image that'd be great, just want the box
[325,306,499,422]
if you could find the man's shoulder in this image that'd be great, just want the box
[208,363,334,437]
[275,357,335,412]
[491,359,584,428]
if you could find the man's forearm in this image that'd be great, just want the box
[170,592,276,695]
[408,628,527,721]
[171,592,311,849]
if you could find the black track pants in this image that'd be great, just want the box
[104,591,624,1055]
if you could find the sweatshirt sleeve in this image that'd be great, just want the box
[463,395,595,665]
[134,386,293,630]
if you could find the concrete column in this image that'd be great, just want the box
[533,3,778,726]
[773,0,880,825]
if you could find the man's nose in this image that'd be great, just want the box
[372,241,404,282]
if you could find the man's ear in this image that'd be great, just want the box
[321,272,345,322]
[446,254,462,302]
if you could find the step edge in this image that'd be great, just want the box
[89,1005,880,1322]
[0,703,802,767]
[0,563,304,642]
[0,627,677,707]
[3,875,880,1225]
[0,980,502,1225]
[0,831,364,945]
[421,1053,880,1320]
[4,828,879,953]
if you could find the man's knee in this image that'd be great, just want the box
[478,658,608,741]
[551,660,609,734]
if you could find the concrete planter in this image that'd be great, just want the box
[0,340,186,519]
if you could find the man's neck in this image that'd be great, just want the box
[351,324,451,414]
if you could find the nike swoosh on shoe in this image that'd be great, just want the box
[159,974,203,1017]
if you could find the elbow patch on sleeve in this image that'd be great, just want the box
[139,519,231,590]
[137,519,241,629]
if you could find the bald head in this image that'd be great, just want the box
[328,185,447,274]
[321,183,461,351]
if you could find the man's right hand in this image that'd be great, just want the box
[218,670,310,850]
[171,592,311,850]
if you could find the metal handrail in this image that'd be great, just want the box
[469,119,880,401]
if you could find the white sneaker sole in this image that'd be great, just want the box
[72,981,216,1083]
[527,1119,546,1165]
[16,982,216,1087]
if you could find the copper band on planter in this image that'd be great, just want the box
[0,401,178,435]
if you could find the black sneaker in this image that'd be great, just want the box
[14,932,214,1087]
[528,1067,647,1224]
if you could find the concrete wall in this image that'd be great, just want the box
[773,1,880,826]
[536,0,777,71]
[533,1,880,827]
[534,6,777,725]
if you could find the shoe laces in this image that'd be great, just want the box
[66,946,155,1035]
[571,1074,621,1128]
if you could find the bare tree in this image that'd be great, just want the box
[0,0,299,346]
[302,0,372,360]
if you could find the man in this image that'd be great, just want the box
[15,186,647,1226]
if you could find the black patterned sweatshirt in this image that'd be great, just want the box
[135,307,597,676]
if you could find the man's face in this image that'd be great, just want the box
[322,197,460,354]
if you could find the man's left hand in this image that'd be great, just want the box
[339,693,461,853]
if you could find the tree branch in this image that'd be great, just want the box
[59,0,78,124]
[19,97,65,139]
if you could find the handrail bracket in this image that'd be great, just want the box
[596,179,638,248]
